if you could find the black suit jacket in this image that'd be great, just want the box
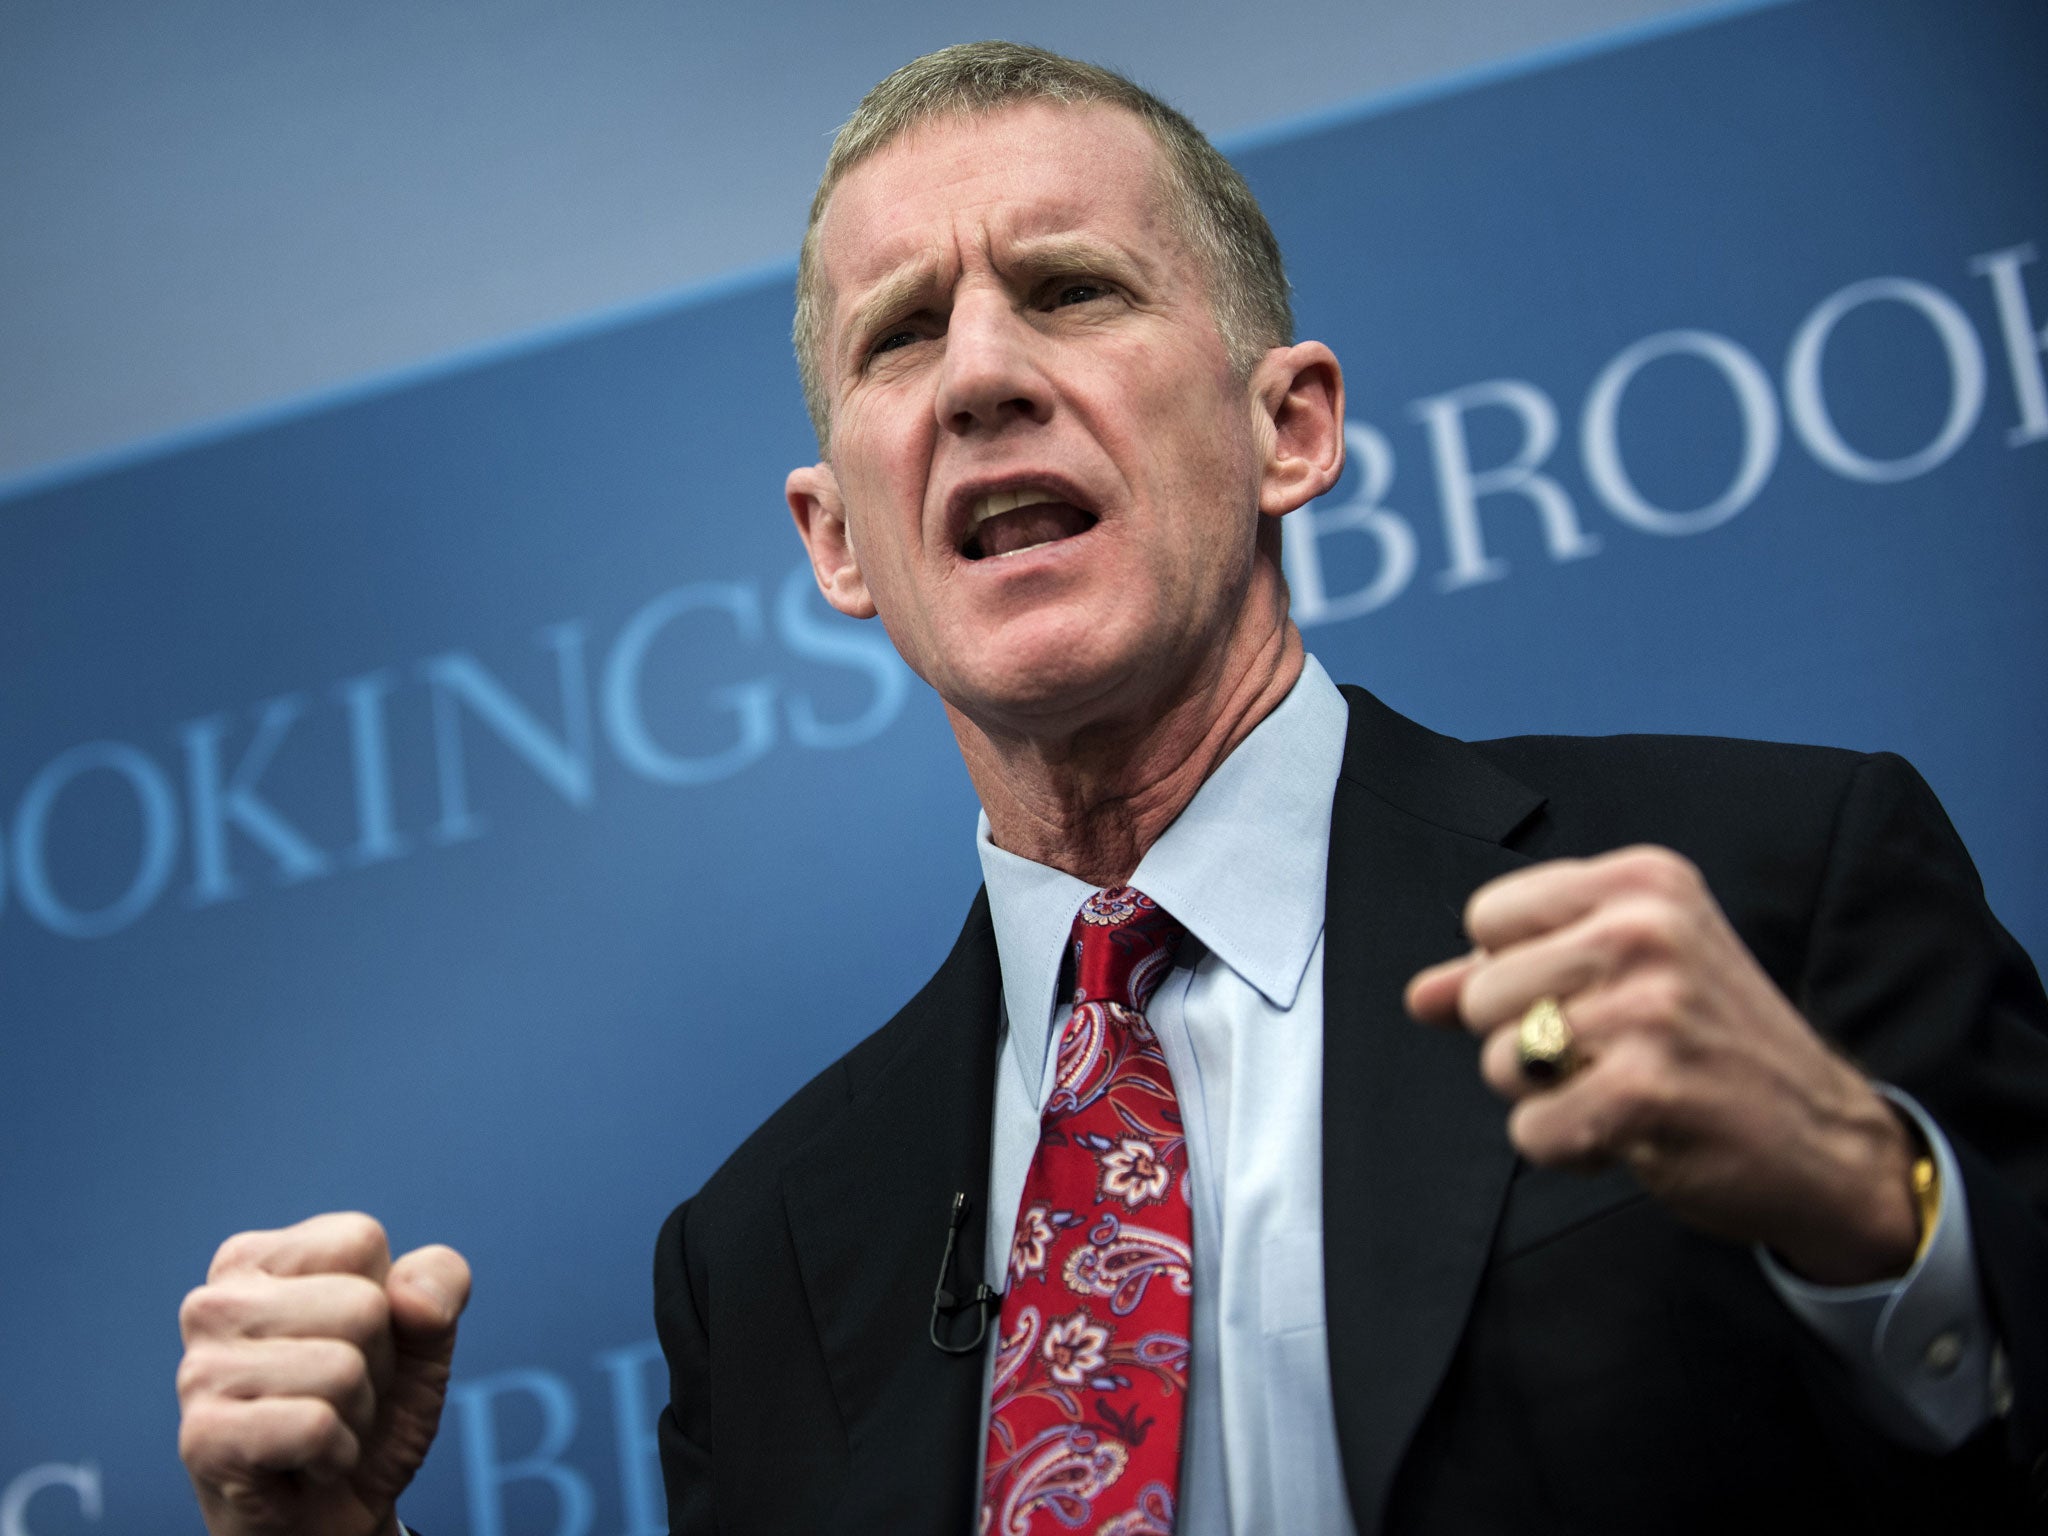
[654,686,2048,1533]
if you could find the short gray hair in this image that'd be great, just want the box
[793,41,1294,447]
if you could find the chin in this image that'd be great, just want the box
[947,638,1163,735]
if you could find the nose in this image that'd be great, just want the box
[933,289,1052,435]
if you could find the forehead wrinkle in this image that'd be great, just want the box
[838,223,1166,368]
[820,107,1194,383]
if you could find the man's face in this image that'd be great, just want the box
[790,102,1287,736]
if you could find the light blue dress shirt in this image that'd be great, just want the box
[973,654,1994,1534]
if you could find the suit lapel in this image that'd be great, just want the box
[770,689,1547,1531]
[1321,687,1545,1536]
[778,893,1004,1529]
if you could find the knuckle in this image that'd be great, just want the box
[316,1336,372,1399]
[1602,1051,1653,1104]
[1607,894,1685,957]
[1571,1117,1610,1163]
[1579,906,1633,969]
[174,1341,225,1400]
[1504,1102,1539,1155]
[261,1396,341,1467]
[1602,1051,1677,1124]
[1454,965,1499,1027]
[335,1277,392,1342]
[299,1399,361,1470]
[1635,968,1693,1027]
[177,1396,235,1467]
[293,1394,345,1440]
[207,1228,266,1282]
[1461,893,1489,944]
[175,1411,208,1470]
[275,1395,343,1454]
[1465,869,1530,940]
[1658,848,1705,892]
[1507,1101,1574,1164]
[330,1211,391,1271]
[177,1286,205,1341]
[1640,899,1689,952]
[1480,1035,1521,1095]
[1614,844,1699,893]
[1596,966,1690,1037]
[179,1282,242,1342]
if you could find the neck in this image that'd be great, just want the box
[952,620,1305,887]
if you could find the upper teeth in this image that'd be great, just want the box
[969,488,1058,528]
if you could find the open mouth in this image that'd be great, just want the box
[960,487,1099,560]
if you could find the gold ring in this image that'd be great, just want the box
[1516,996,1578,1085]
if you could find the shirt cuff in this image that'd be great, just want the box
[1755,1087,1997,1451]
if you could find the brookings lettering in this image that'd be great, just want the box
[0,565,907,941]
[6,242,2045,943]
[1280,241,2048,622]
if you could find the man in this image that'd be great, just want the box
[176,42,2048,1536]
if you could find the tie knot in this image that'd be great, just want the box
[1069,886,1183,1012]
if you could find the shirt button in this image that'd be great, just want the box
[1923,1330,1963,1375]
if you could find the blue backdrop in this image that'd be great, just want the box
[3,1,2044,1532]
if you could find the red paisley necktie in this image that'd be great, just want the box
[981,886,1191,1536]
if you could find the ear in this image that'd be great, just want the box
[786,461,877,619]
[1251,341,1346,518]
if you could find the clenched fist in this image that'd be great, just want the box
[176,1213,471,1536]
[1406,845,1921,1286]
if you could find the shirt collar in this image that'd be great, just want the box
[976,654,1351,1099]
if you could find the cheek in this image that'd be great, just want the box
[837,462,928,574]
[1135,397,1259,534]
[1119,340,1251,466]
[833,390,926,500]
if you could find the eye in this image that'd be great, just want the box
[1051,281,1110,308]
[869,327,920,357]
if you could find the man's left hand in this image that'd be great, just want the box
[1406,845,1921,1286]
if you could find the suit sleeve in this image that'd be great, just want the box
[654,1198,716,1536]
[1796,750,2048,1504]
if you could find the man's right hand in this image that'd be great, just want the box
[176,1212,471,1536]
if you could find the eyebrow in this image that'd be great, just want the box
[841,260,943,367]
[836,232,1155,367]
